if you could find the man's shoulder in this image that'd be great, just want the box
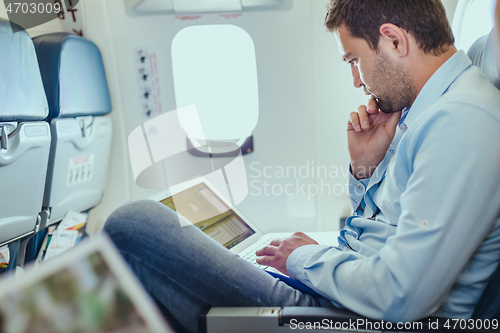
[404,66,500,147]
[408,66,500,133]
[434,65,500,123]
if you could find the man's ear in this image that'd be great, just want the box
[379,23,409,57]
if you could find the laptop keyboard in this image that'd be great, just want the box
[238,236,276,269]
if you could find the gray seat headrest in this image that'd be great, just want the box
[467,28,500,89]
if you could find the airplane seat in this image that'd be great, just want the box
[467,28,500,89]
[200,29,500,333]
[31,32,113,227]
[465,28,500,320]
[0,18,51,270]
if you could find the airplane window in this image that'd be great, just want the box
[454,0,496,53]
[171,25,259,143]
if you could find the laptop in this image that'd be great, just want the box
[0,235,174,333]
[148,177,338,271]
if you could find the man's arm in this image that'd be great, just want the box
[347,168,370,214]
[256,99,401,273]
[347,99,401,213]
[285,108,500,322]
[256,99,401,275]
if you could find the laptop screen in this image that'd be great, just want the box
[160,182,256,249]
[0,236,173,333]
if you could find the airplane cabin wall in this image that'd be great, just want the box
[98,0,337,234]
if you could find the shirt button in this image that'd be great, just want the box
[400,124,408,131]
[356,184,363,190]
[421,220,430,228]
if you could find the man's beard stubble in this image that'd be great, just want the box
[372,52,417,114]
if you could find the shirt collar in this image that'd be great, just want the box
[402,50,472,128]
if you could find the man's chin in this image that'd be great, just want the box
[380,108,397,114]
[376,99,394,114]
[377,99,405,114]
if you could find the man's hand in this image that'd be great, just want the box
[348,99,402,180]
[255,232,319,276]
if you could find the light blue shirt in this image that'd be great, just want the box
[287,51,500,322]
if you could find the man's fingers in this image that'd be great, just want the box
[367,98,378,114]
[349,111,362,131]
[357,105,370,130]
[255,256,273,266]
[255,245,277,256]
[349,103,375,132]
[347,117,355,131]
[269,238,282,246]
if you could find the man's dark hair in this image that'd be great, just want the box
[325,0,455,55]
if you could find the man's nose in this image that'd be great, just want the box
[350,64,364,88]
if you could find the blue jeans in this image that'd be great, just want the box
[104,200,334,333]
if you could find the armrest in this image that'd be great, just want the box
[201,307,487,333]
[199,307,283,333]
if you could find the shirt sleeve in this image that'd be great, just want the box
[287,107,500,322]
[348,165,370,213]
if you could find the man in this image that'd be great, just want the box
[104,0,500,331]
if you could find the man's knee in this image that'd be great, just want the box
[103,199,180,247]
